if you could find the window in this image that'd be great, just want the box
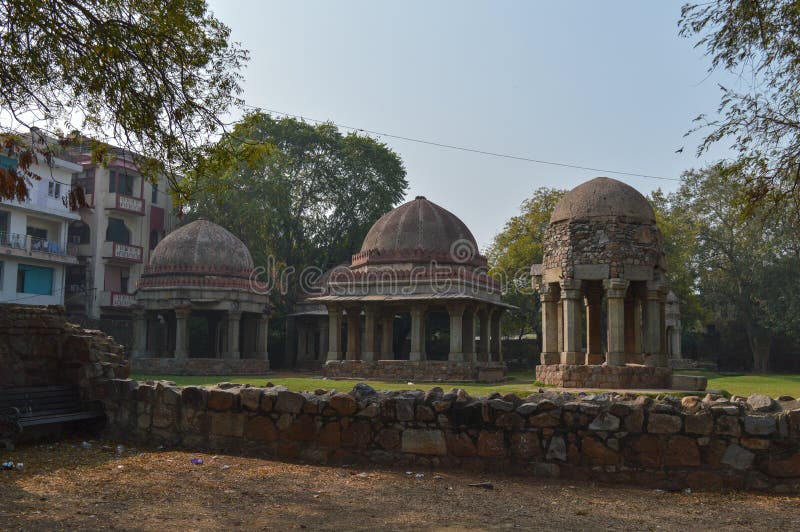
[106,218,131,244]
[48,181,61,198]
[109,170,135,196]
[149,228,160,250]
[17,264,53,295]
[68,220,90,244]
[151,182,158,204]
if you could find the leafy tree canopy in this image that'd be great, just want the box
[0,0,247,206]
[486,187,566,339]
[186,112,408,313]
[659,164,800,370]
[680,0,800,217]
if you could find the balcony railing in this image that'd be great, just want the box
[104,193,145,215]
[0,231,76,257]
[111,291,135,307]
[102,241,143,263]
[99,290,135,308]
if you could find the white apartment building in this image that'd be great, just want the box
[0,154,82,305]
[65,152,176,319]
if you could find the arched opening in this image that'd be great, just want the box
[68,220,90,244]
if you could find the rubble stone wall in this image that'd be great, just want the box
[132,357,270,376]
[323,360,507,383]
[543,217,663,279]
[536,364,673,389]
[100,379,800,493]
[0,305,129,397]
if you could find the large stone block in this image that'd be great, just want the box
[721,444,754,471]
[744,415,776,436]
[275,390,305,414]
[684,411,713,435]
[647,413,682,434]
[581,436,619,466]
[240,388,263,411]
[210,412,245,437]
[244,416,278,442]
[207,388,238,412]
[664,435,700,467]
[477,431,506,458]
[401,429,447,455]
[329,393,357,415]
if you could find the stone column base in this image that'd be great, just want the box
[448,352,465,363]
[586,353,605,365]
[362,351,377,362]
[560,351,585,364]
[607,351,626,367]
[540,352,559,365]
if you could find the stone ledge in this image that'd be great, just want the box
[132,357,270,376]
[323,360,507,383]
[536,364,676,390]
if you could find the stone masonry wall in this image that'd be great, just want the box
[543,217,664,279]
[132,357,270,376]
[100,379,800,493]
[536,365,673,389]
[323,360,507,383]
[0,304,129,397]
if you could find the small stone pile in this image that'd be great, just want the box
[100,379,800,493]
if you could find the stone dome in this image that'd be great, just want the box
[352,196,485,268]
[550,177,656,224]
[138,219,255,290]
[149,219,254,271]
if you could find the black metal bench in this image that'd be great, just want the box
[0,385,105,448]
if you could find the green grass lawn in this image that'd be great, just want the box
[674,370,800,398]
[130,371,547,397]
[130,370,800,398]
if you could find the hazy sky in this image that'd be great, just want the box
[206,0,736,249]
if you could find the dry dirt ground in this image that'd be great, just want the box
[2,438,800,531]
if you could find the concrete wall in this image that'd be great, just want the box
[100,380,800,493]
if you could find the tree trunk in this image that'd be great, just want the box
[745,321,772,372]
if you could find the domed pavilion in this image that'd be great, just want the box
[531,177,681,389]
[309,196,510,382]
[130,219,270,375]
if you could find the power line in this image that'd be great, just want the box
[242,104,681,182]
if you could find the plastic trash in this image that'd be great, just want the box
[116,445,125,456]
[415,473,425,478]
[220,464,230,471]
[190,457,204,465]
[2,461,14,470]
[356,472,368,478]
[15,463,23,470]
[81,441,92,449]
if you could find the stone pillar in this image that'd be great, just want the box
[226,310,242,360]
[174,307,190,360]
[477,307,490,362]
[318,316,329,361]
[296,321,308,363]
[624,296,636,355]
[540,283,560,365]
[556,300,564,353]
[604,279,629,366]
[490,308,503,362]
[326,306,342,361]
[345,307,361,360]
[659,287,668,366]
[410,305,426,361]
[560,279,584,364]
[643,282,665,367]
[447,303,466,362]
[584,283,604,365]
[257,314,270,362]
[362,306,377,361]
[380,313,394,360]
[462,306,475,363]
[132,308,147,359]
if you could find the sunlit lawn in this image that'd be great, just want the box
[131,370,800,398]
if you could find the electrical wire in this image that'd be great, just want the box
[242,104,681,182]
